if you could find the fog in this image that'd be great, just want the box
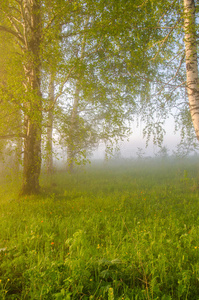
[92,118,182,159]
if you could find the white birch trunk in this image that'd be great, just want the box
[46,73,54,174]
[67,24,87,172]
[21,0,42,194]
[184,0,199,140]
[67,79,80,172]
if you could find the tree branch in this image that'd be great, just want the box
[6,13,24,41]
[0,134,25,140]
[155,54,185,95]
[43,66,75,112]
[150,17,181,61]
[0,25,24,44]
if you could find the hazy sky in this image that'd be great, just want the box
[93,117,181,159]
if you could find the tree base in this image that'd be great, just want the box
[19,183,40,196]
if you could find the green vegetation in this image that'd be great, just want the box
[1,159,199,299]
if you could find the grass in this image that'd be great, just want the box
[1,158,199,299]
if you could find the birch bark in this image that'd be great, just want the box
[0,0,42,193]
[184,0,199,141]
[46,73,54,174]
[21,0,42,194]
[67,78,81,172]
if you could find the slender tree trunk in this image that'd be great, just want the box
[21,0,42,194]
[184,0,199,140]
[46,73,54,174]
[66,26,87,172]
[14,136,22,173]
[67,79,80,172]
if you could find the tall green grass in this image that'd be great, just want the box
[1,158,199,299]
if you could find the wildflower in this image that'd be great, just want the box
[108,288,114,297]
[90,279,93,281]
[97,244,100,249]
[0,280,1,283]
[51,242,54,245]
[41,221,43,223]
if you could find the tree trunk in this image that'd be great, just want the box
[46,73,54,174]
[66,26,87,172]
[14,136,22,173]
[21,0,42,194]
[184,0,199,140]
[22,121,41,194]
[67,79,80,172]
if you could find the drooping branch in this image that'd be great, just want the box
[155,54,185,95]
[150,19,181,61]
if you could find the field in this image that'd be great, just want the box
[1,158,199,299]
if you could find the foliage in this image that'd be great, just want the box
[138,0,199,150]
[1,0,185,178]
[0,0,199,192]
[1,159,199,298]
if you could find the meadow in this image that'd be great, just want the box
[1,158,199,299]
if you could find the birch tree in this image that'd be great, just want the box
[129,0,199,154]
[46,73,55,174]
[21,0,42,194]
[0,1,42,194]
[0,0,74,192]
[183,0,199,141]
[56,0,165,170]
